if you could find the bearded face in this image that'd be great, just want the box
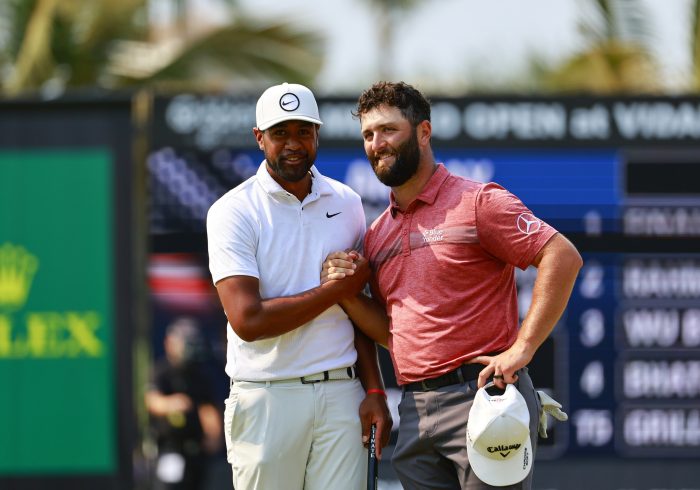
[260,121,318,183]
[264,147,315,183]
[368,126,421,187]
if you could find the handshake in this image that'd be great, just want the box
[321,250,370,298]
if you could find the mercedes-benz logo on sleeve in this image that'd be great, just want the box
[279,93,300,111]
[516,213,541,235]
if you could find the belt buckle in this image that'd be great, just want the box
[301,371,330,384]
[420,379,433,391]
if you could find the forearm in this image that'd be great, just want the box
[145,391,190,416]
[227,279,357,342]
[514,236,582,359]
[354,328,385,391]
[198,404,223,453]
[354,327,393,456]
[340,293,390,348]
[145,391,169,416]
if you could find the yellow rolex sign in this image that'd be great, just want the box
[0,150,115,473]
[0,242,38,311]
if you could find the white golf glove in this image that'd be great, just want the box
[537,390,568,438]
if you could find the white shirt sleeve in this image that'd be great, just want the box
[207,195,259,284]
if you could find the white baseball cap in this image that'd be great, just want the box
[255,82,323,130]
[466,382,533,486]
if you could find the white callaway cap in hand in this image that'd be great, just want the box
[466,382,533,486]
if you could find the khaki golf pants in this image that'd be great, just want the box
[224,377,367,490]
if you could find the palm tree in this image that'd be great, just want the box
[0,0,324,97]
[691,0,700,89]
[361,0,423,81]
[541,0,661,93]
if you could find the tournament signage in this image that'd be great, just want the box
[154,94,700,150]
[0,150,116,473]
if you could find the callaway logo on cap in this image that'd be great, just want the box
[255,82,323,131]
[466,382,533,486]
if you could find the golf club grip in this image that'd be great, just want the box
[367,423,378,490]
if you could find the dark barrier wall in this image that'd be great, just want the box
[0,96,142,490]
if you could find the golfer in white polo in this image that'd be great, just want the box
[207,82,392,490]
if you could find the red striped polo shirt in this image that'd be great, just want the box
[364,164,557,385]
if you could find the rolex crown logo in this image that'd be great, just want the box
[0,242,39,311]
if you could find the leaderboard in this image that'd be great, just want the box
[568,251,700,456]
[556,147,700,457]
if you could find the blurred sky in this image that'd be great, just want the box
[227,0,694,95]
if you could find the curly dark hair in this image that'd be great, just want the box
[353,81,431,127]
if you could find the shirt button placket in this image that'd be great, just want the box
[402,213,411,256]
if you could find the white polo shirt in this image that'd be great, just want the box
[207,162,367,381]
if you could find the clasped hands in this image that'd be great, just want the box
[321,250,368,289]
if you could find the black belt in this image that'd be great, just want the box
[402,363,484,392]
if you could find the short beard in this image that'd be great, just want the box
[370,128,421,187]
[265,152,314,183]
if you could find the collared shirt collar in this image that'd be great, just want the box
[389,163,449,217]
[256,161,333,199]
